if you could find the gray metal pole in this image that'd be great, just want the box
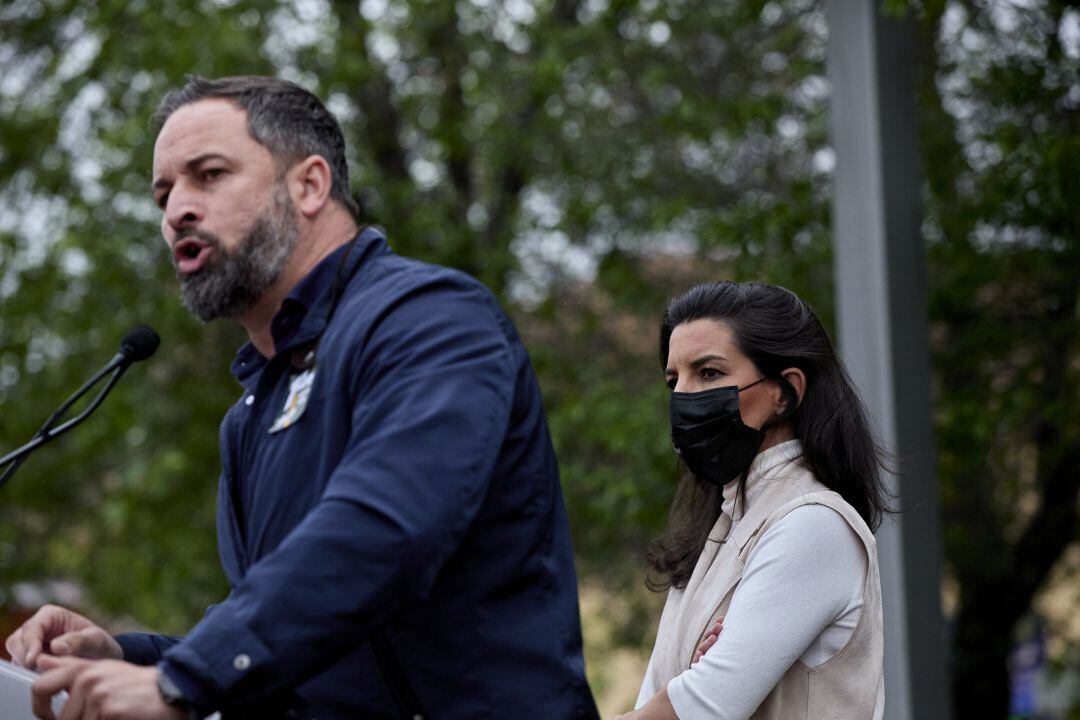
[825,1,952,718]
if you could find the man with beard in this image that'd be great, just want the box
[6,76,598,720]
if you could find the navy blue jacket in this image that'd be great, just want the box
[117,228,598,719]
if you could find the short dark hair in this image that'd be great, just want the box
[154,75,359,218]
[648,281,891,590]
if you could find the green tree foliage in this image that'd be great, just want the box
[1,0,834,626]
[0,0,1074,715]
[911,0,1080,715]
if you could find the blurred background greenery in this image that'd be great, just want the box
[0,0,1076,716]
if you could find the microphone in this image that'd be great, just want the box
[117,324,161,364]
[0,325,160,488]
[96,324,161,375]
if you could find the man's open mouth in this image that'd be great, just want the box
[173,238,214,274]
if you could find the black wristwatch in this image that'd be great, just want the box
[157,667,206,720]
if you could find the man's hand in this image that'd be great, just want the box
[691,617,724,665]
[5,605,122,671]
[32,655,185,720]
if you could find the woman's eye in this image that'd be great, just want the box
[666,377,677,390]
[701,368,723,381]
[201,168,224,182]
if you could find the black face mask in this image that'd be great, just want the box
[669,378,768,486]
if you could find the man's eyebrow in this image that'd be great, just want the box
[152,153,231,191]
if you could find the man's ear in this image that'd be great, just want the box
[287,155,333,218]
[778,367,807,415]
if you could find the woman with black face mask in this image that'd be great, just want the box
[618,282,890,720]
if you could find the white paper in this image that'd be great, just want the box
[0,659,66,719]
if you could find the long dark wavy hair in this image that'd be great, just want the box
[647,281,891,591]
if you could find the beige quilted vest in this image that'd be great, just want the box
[643,447,884,719]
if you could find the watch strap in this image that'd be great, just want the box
[157,666,207,720]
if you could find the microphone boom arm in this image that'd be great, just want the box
[0,360,130,488]
[0,324,159,489]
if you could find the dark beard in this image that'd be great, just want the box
[177,185,298,322]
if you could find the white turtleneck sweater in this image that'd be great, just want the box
[636,440,868,720]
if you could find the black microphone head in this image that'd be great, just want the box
[119,325,160,362]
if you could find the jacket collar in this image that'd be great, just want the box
[230,226,389,385]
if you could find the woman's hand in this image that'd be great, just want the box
[615,618,722,719]
[691,618,724,665]
[614,686,679,720]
